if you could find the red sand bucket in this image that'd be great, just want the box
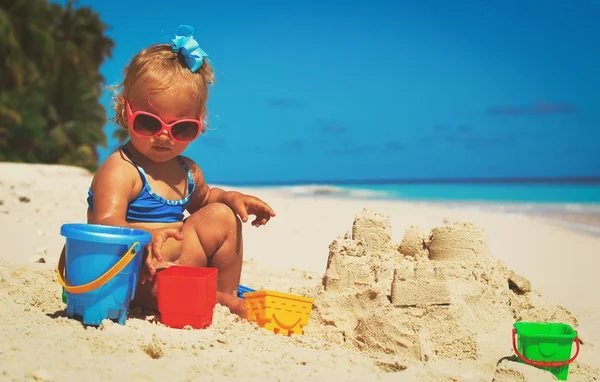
[156,266,218,329]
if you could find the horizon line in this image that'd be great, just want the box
[213,176,600,186]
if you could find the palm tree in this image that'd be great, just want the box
[0,0,115,169]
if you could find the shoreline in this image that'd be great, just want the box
[230,184,600,237]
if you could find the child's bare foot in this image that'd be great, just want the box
[217,291,248,319]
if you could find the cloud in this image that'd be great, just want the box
[322,123,346,134]
[487,102,577,116]
[266,98,305,108]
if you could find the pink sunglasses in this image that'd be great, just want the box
[126,101,203,142]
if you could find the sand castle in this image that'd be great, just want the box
[307,209,587,378]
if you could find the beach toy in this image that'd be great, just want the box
[512,321,580,380]
[237,284,256,299]
[156,266,218,329]
[244,290,314,336]
[58,224,152,326]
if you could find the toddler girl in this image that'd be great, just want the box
[86,25,275,318]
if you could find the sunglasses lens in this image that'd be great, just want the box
[132,114,162,136]
[171,122,200,141]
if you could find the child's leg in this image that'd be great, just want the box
[133,202,246,317]
[179,202,246,317]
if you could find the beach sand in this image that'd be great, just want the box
[0,162,599,381]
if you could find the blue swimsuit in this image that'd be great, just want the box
[87,146,196,223]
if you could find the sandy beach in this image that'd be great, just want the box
[1,162,599,381]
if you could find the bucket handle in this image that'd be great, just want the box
[57,242,141,294]
[512,328,580,368]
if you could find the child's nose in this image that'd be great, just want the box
[156,129,170,140]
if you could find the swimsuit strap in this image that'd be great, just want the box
[120,145,195,202]
[120,145,149,184]
[177,156,196,195]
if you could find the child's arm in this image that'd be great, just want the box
[87,153,138,227]
[183,158,222,214]
[88,152,183,229]
[88,153,183,269]
[183,158,276,226]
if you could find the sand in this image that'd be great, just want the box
[0,162,599,381]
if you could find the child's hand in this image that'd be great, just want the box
[141,228,183,283]
[225,192,276,227]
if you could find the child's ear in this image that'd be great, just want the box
[117,95,129,129]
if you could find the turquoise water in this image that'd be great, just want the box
[277,183,600,204]
[345,183,600,203]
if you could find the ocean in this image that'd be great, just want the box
[273,183,600,203]
[250,182,600,236]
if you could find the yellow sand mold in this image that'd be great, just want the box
[244,290,314,336]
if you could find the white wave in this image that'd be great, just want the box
[280,184,391,199]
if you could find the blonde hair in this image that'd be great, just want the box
[109,44,214,132]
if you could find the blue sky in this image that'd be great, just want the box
[59,0,599,183]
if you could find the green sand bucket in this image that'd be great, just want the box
[512,322,580,380]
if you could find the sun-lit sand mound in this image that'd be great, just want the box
[0,258,410,382]
[305,209,599,381]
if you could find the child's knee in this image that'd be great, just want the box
[200,202,241,228]
[183,202,242,259]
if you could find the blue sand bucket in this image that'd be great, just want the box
[58,224,152,326]
[237,285,256,299]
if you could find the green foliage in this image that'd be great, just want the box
[0,0,115,170]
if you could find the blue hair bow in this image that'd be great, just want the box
[171,25,208,72]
